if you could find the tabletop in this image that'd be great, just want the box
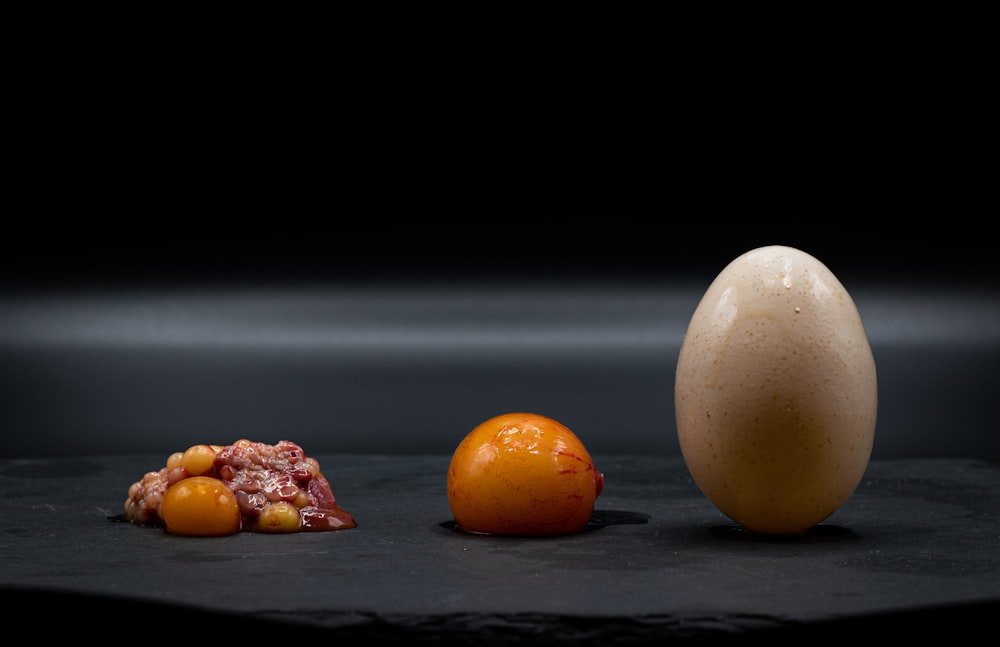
[1,453,997,644]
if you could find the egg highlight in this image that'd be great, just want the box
[674,245,877,534]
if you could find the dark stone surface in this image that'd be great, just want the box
[1,454,997,642]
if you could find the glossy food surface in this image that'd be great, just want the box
[675,245,878,534]
[447,412,604,536]
[160,476,241,536]
[123,440,357,534]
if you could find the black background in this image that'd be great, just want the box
[3,11,997,461]
[5,11,996,292]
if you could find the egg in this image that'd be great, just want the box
[674,245,877,534]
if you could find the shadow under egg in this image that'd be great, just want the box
[709,523,858,542]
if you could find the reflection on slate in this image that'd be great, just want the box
[0,453,997,643]
[0,283,997,461]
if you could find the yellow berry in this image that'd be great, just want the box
[165,452,184,471]
[256,502,302,533]
[181,444,221,476]
[160,476,240,536]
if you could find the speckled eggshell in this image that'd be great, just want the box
[674,245,877,534]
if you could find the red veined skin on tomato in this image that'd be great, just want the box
[447,412,604,536]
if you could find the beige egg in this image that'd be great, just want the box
[675,245,877,534]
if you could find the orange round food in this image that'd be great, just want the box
[160,476,241,536]
[447,412,604,536]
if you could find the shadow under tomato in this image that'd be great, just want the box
[439,508,650,535]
